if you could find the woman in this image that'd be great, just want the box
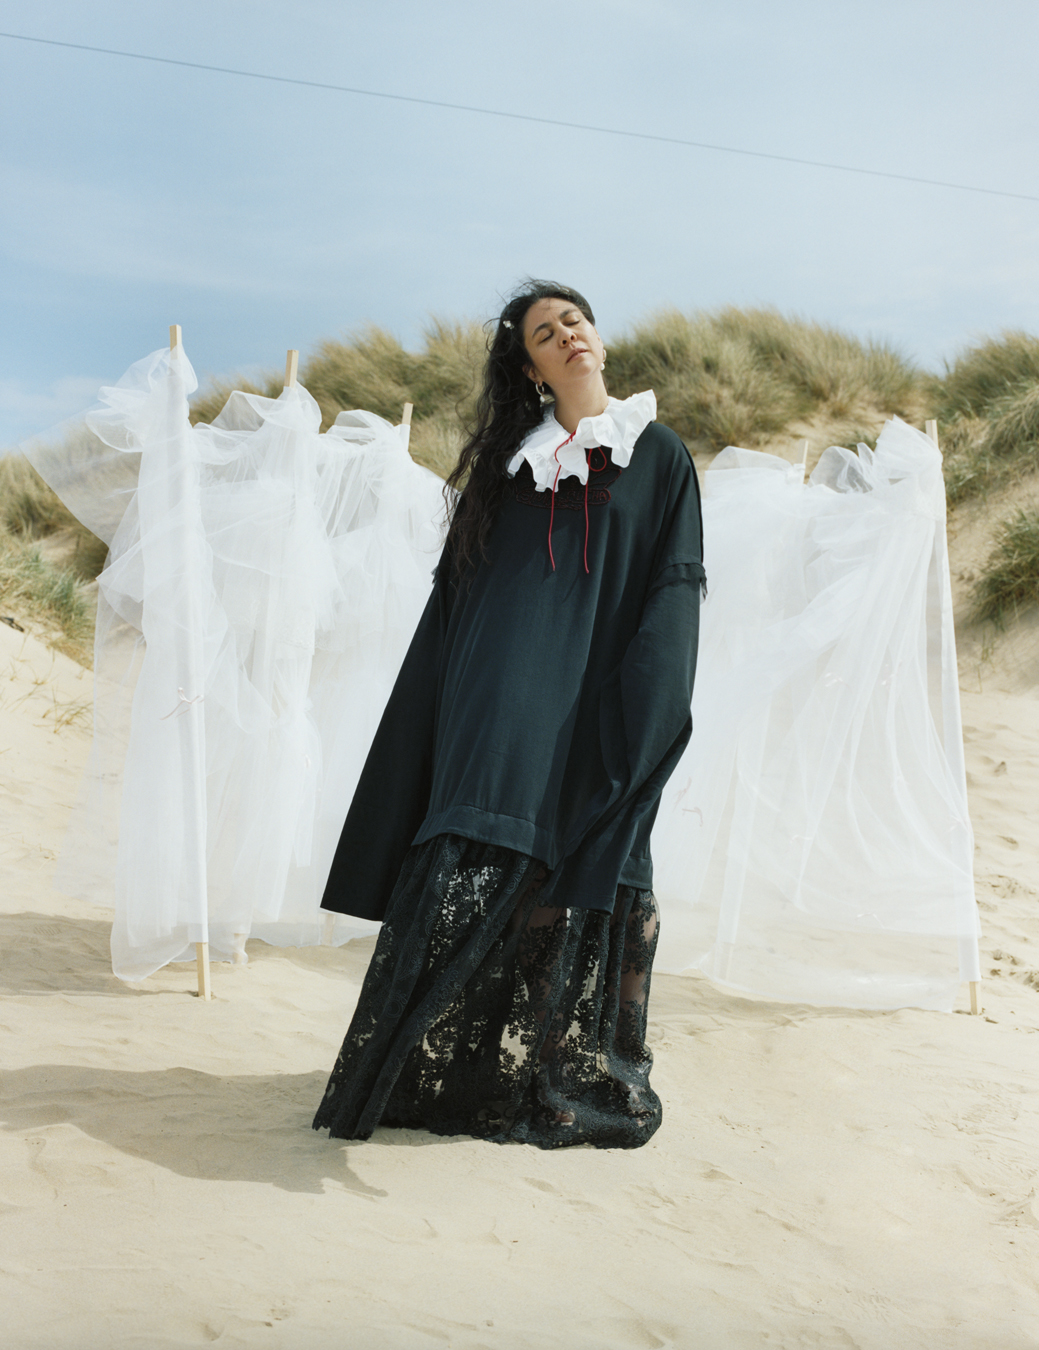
[313,280,706,1149]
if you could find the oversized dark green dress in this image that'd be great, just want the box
[314,420,705,1148]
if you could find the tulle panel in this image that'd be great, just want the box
[652,419,979,1010]
[28,349,445,978]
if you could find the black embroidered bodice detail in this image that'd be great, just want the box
[510,448,621,512]
[313,834,662,1150]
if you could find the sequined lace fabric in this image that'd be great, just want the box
[313,835,661,1149]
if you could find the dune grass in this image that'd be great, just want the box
[192,308,920,472]
[190,321,486,479]
[973,509,1039,624]
[943,335,1039,622]
[0,538,92,645]
[0,456,107,581]
[188,374,287,427]
[937,331,1039,420]
[183,313,1039,628]
[931,332,1039,505]
[606,307,920,452]
[0,455,102,662]
[1,453,76,538]
[7,308,1039,654]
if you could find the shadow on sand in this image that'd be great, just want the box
[0,1063,407,1194]
[0,912,144,997]
[0,912,376,996]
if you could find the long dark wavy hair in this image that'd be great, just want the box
[444,279,597,577]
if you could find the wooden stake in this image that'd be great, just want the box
[925,419,939,448]
[401,402,413,427]
[800,439,809,472]
[196,942,212,1000]
[284,350,299,388]
[970,980,979,1015]
[169,324,182,351]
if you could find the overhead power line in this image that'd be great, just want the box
[2,28,1037,205]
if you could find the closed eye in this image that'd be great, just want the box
[533,308,581,343]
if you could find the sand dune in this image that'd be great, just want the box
[4,604,1039,1347]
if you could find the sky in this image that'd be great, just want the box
[2,0,1038,446]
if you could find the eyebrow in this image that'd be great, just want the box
[530,307,579,338]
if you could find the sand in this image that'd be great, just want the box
[3,612,1039,1348]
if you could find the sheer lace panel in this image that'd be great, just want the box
[313,835,661,1149]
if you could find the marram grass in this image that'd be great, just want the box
[6,308,1039,657]
[933,332,1039,505]
[973,510,1039,625]
[0,454,102,663]
[606,308,919,452]
[189,308,922,469]
[0,453,77,538]
[936,331,1039,422]
[0,539,91,645]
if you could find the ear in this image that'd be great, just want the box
[523,363,539,383]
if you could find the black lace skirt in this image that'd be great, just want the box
[313,834,662,1150]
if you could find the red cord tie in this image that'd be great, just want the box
[547,431,576,572]
[548,438,607,575]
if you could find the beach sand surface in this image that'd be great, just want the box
[3,615,1039,1349]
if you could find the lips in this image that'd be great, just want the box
[566,347,589,363]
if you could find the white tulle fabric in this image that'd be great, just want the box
[651,418,980,1010]
[506,391,657,491]
[27,346,444,979]
[27,348,979,1008]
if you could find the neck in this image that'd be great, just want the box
[552,375,610,434]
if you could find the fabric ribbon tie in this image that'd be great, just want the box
[548,439,607,575]
[547,431,575,572]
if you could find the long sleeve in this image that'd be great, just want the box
[539,465,706,911]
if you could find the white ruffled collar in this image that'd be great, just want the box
[506,391,656,493]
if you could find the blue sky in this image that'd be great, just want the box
[2,0,1038,445]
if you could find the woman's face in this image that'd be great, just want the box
[522,296,605,394]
